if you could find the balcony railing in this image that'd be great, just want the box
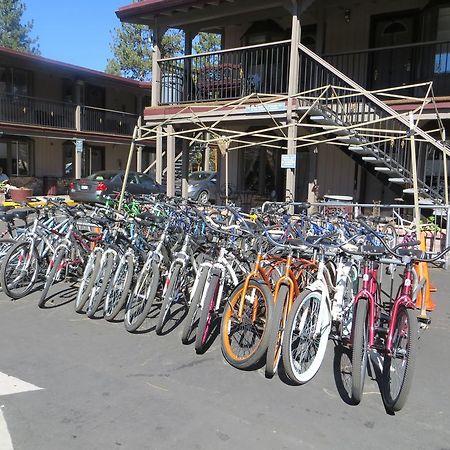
[0,93,76,129]
[0,93,137,136]
[81,106,137,135]
[324,40,450,96]
[158,40,291,104]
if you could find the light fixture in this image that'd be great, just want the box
[344,9,351,23]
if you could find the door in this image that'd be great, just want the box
[82,146,104,177]
[370,12,418,90]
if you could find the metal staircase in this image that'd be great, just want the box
[297,43,449,204]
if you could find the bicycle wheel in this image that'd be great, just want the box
[180,265,208,345]
[221,279,273,370]
[195,274,220,354]
[124,261,159,332]
[265,284,290,378]
[104,253,134,321]
[0,238,17,292]
[86,251,116,318]
[382,306,418,413]
[75,248,102,313]
[156,263,183,335]
[351,298,369,404]
[38,247,67,308]
[282,289,331,384]
[0,240,40,299]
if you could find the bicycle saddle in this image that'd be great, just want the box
[397,248,424,259]
[0,212,14,223]
[361,245,385,255]
[11,208,34,220]
[137,212,165,223]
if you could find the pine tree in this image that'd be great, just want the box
[0,0,39,54]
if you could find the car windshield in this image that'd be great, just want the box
[87,171,117,181]
[189,171,212,182]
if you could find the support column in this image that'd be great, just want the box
[166,124,175,197]
[182,136,189,198]
[75,146,82,180]
[285,0,302,202]
[151,28,162,107]
[204,145,210,171]
[307,146,318,205]
[136,146,143,172]
[156,126,163,184]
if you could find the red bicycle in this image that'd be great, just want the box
[350,222,450,413]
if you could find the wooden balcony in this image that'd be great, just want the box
[0,93,138,136]
[158,40,291,105]
[324,40,450,97]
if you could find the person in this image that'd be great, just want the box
[0,167,9,183]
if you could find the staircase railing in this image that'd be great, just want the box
[298,43,449,203]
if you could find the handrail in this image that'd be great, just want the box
[82,105,138,116]
[157,39,291,63]
[299,43,449,158]
[323,39,450,58]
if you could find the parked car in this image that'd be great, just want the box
[188,171,218,203]
[69,170,163,203]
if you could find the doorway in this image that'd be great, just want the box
[369,11,419,90]
[82,146,104,177]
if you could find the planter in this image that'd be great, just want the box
[9,188,33,202]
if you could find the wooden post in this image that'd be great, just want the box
[285,0,301,202]
[152,27,162,107]
[118,125,138,210]
[166,124,175,197]
[409,112,421,241]
[156,125,163,184]
[182,136,189,199]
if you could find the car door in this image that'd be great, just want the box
[137,173,160,194]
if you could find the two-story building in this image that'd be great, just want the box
[0,46,151,194]
[116,0,450,206]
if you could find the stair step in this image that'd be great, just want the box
[336,136,363,145]
[389,177,407,184]
[374,166,394,172]
[362,156,378,162]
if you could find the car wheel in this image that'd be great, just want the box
[198,190,209,204]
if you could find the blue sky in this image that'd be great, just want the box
[23,0,128,71]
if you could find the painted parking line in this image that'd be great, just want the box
[0,409,13,450]
[0,372,43,396]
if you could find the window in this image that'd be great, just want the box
[63,142,74,178]
[136,173,156,188]
[0,67,31,96]
[0,138,33,176]
[434,7,450,73]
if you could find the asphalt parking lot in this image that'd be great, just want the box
[0,269,449,450]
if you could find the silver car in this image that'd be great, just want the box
[188,171,218,203]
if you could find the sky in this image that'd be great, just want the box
[22,0,129,72]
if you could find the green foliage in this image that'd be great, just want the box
[193,32,221,54]
[0,0,39,54]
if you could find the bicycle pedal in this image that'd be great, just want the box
[417,315,431,328]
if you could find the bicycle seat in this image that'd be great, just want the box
[397,248,424,259]
[361,245,385,255]
[11,208,34,221]
[137,212,165,224]
[0,212,14,223]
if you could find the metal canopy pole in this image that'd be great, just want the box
[118,124,138,211]
[166,124,175,197]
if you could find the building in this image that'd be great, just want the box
[116,0,450,205]
[0,46,151,194]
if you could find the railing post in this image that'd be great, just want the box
[75,105,81,132]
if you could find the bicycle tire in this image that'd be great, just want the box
[75,249,102,313]
[0,240,40,299]
[265,284,290,378]
[0,238,17,291]
[38,247,67,308]
[180,265,208,345]
[221,279,273,370]
[156,263,183,335]
[351,298,369,404]
[124,260,159,332]
[104,253,134,321]
[382,306,418,413]
[194,274,220,354]
[282,289,331,384]
[86,251,116,318]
